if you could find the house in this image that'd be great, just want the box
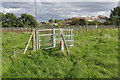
[63,15,108,25]
[87,15,108,23]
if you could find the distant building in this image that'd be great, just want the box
[87,15,108,23]
[63,15,108,25]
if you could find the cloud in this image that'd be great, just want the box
[97,11,106,15]
[3,8,25,13]
[1,2,118,22]
[2,0,119,2]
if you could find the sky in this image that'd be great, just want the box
[1,0,119,22]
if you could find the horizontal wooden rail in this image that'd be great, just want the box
[63,29,73,31]
[39,34,53,36]
[44,47,55,49]
[39,39,52,41]
[55,38,60,40]
[40,43,53,46]
[68,45,74,46]
[38,29,60,31]
[38,29,53,31]
[38,29,73,32]
[65,40,73,42]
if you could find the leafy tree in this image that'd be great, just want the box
[71,18,87,25]
[0,12,6,27]
[49,19,53,23]
[88,20,99,25]
[110,7,120,19]
[41,22,47,24]
[79,19,87,25]
[103,18,112,25]
[71,19,80,25]
[19,13,38,27]
[1,12,38,27]
[0,12,6,22]
[59,19,63,22]
[5,13,17,27]
[15,18,24,27]
[110,6,120,25]
[54,19,58,23]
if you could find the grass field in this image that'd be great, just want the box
[2,28,118,78]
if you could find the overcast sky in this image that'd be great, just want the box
[1,0,119,22]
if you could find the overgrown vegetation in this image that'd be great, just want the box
[2,28,118,78]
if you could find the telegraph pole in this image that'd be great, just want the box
[35,0,37,20]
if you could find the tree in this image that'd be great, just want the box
[0,12,6,22]
[0,12,6,27]
[41,22,47,24]
[49,19,53,23]
[1,12,38,27]
[59,19,63,22]
[79,19,87,25]
[19,13,38,27]
[5,13,17,27]
[88,20,99,25]
[71,19,79,25]
[110,6,120,25]
[103,18,112,25]
[110,7,120,19]
[71,18,87,25]
[15,18,24,27]
[54,19,58,23]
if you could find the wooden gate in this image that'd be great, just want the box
[36,28,74,50]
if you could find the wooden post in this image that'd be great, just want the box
[53,28,56,48]
[60,29,64,51]
[13,50,16,58]
[24,32,33,54]
[33,29,36,52]
[38,31,40,49]
[61,34,70,56]
[69,27,70,40]
[71,29,73,48]
[36,30,38,50]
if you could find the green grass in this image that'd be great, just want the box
[2,28,118,78]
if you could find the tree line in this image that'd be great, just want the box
[0,12,38,27]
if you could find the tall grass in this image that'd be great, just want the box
[2,28,118,78]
